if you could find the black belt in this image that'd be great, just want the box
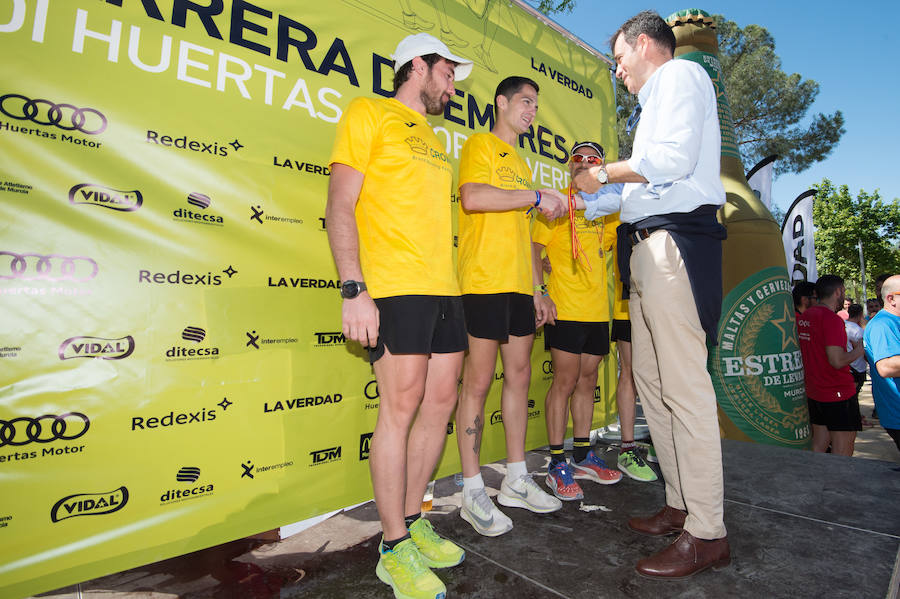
[629,226,662,246]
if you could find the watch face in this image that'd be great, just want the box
[341,281,359,299]
[597,168,608,184]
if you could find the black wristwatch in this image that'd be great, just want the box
[340,280,367,299]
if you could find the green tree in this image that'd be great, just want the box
[556,11,847,174]
[530,0,576,14]
[716,16,844,175]
[812,178,900,301]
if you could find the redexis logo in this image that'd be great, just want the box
[69,184,142,211]
[173,193,225,227]
[131,397,230,431]
[310,446,341,466]
[160,467,214,505]
[58,336,134,360]
[166,327,219,361]
[50,486,128,522]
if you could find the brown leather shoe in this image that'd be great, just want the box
[627,505,686,537]
[636,531,731,579]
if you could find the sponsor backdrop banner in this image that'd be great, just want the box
[0,1,617,596]
[781,189,818,284]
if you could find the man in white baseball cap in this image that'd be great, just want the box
[327,32,472,599]
[392,32,473,80]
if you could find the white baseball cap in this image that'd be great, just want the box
[392,33,473,81]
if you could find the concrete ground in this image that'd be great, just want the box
[36,382,900,599]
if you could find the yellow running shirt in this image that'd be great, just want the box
[457,133,533,295]
[601,212,629,320]
[329,97,459,299]
[532,205,609,322]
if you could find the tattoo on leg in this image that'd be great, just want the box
[465,415,483,455]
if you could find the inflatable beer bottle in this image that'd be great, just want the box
[666,9,811,448]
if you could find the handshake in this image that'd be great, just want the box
[532,188,569,220]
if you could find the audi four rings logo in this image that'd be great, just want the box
[0,413,90,447]
[0,93,108,135]
[0,252,99,282]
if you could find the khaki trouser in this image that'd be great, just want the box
[629,230,726,540]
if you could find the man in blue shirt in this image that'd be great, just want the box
[863,275,900,454]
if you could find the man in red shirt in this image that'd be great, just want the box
[797,275,865,455]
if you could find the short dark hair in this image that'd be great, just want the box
[610,10,676,56]
[848,303,863,319]
[876,273,892,285]
[393,53,443,92]
[494,76,539,106]
[792,281,816,308]
[815,275,844,301]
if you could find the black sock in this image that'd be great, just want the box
[549,444,565,466]
[573,438,591,463]
[404,513,421,529]
[381,532,411,552]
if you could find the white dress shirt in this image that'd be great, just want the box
[584,58,726,224]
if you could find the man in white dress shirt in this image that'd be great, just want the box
[572,10,730,579]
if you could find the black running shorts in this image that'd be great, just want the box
[368,295,467,363]
[807,395,862,432]
[461,293,535,341]
[544,320,610,356]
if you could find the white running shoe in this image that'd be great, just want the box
[460,487,513,537]
[498,474,563,513]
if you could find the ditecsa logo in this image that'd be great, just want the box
[166,326,219,361]
[173,193,225,226]
[160,466,214,505]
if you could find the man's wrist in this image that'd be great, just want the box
[340,280,367,299]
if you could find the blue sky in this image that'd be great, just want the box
[543,1,900,219]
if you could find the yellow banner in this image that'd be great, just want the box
[0,1,617,596]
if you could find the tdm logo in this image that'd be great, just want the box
[359,433,373,460]
[69,184,142,211]
[310,446,341,466]
[50,486,128,522]
[58,336,135,360]
[173,193,224,226]
[315,332,346,347]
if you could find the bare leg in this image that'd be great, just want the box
[829,431,856,456]
[404,351,465,516]
[571,353,604,438]
[616,340,636,441]
[456,335,499,477]
[545,347,579,446]
[810,424,831,453]
[371,348,429,540]
[498,334,534,463]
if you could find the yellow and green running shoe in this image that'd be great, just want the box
[376,538,446,599]
[409,517,465,568]
[617,448,658,482]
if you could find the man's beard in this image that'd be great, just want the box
[421,74,447,115]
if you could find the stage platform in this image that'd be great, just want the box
[37,438,900,599]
